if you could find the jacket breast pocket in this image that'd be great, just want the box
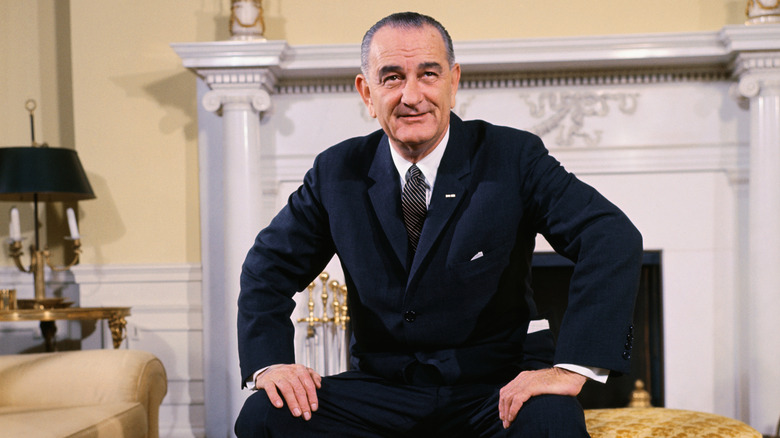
[447,240,513,283]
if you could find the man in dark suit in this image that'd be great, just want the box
[235,11,642,437]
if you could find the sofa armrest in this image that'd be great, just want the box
[0,349,167,438]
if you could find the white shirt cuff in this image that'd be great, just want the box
[246,367,270,391]
[555,363,609,384]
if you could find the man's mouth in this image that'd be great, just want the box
[398,112,429,120]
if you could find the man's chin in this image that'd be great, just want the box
[391,136,443,159]
[393,127,438,147]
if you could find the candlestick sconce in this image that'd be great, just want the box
[0,100,96,307]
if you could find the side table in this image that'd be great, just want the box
[0,307,131,352]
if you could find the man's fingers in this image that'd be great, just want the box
[309,368,323,389]
[290,369,318,419]
[498,368,588,429]
[263,385,285,409]
[274,378,308,418]
[302,369,320,411]
[257,364,321,420]
[499,381,526,429]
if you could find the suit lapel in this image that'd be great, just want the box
[367,135,409,268]
[367,116,474,276]
[410,116,472,279]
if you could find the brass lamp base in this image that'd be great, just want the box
[9,239,82,303]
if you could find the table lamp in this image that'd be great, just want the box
[0,145,95,305]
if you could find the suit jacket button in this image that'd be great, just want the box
[404,311,417,323]
[622,351,631,360]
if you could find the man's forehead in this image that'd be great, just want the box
[368,25,448,71]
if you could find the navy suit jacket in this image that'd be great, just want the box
[238,113,643,387]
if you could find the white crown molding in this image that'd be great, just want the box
[172,39,289,71]
[453,31,729,73]
[719,24,780,52]
[172,24,780,83]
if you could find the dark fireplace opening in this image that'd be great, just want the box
[531,251,664,409]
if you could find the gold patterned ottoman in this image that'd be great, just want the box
[585,408,762,438]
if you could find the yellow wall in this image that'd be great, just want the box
[0,0,745,267]
[265,0,745,44]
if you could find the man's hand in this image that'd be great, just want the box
[498,367,587,429]
[255,364,322,421]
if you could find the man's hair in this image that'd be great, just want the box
[360,12,455,77]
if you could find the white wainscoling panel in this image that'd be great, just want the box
[71,264,205,438]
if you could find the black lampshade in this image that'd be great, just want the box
[0,146,96,202]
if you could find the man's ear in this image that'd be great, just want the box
[449,63,461,109]
[355,74,376,118]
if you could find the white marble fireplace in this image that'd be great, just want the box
[173,23,780,436]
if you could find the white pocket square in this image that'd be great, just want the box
[470,251,484,261]
[527,319,550,334]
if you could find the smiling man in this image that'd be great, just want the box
[354,20,460,163]
[235,12,642,437]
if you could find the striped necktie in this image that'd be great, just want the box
[402,164,427,252]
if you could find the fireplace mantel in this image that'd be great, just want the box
[174,25,780,80]
[173,25,780,436]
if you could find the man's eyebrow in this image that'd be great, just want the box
[419,62,443,72]
[375,62,444,80]
[377,65,403,79]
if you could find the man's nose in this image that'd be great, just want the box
[401,78,423,106]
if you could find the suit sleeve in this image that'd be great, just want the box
[521,134,643,375]
[237,156,336,387]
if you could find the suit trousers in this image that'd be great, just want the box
[235,370,589,437]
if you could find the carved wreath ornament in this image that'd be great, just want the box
[523,91,639,147]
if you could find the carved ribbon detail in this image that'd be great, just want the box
[523,91,639,147]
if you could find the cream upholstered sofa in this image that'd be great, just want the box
[0,349,167,438]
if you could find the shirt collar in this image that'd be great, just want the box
[389,127,450,188]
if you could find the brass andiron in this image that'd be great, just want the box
[335,282,349,330]
[628,379,652,408]
[296,272,350,337]
[296,271,350,375]
[299,280,319,338]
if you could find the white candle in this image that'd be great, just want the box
[66,208,80,240]
[9,207,21,242]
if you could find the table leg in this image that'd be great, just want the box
[108,313,128,349]
[40,321,57,352]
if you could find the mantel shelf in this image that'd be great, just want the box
[172,24,780,81]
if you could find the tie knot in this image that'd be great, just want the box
[407,164,424,183]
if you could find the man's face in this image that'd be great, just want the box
[356,24,461,162]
